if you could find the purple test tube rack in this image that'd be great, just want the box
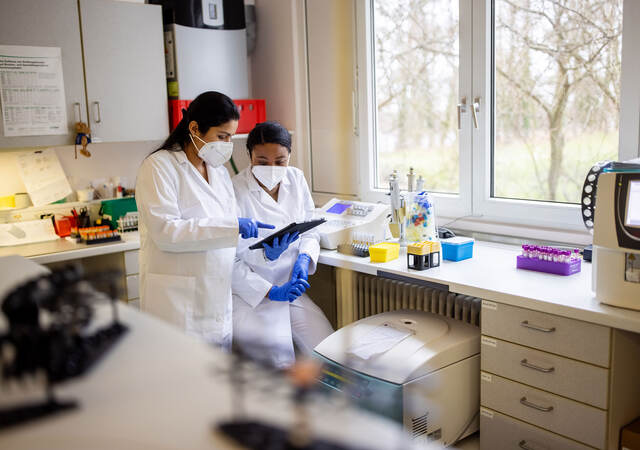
[516,254,581,276]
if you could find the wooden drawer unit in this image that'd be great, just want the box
[481,300,611,367]
[480,407,593,450]
[481,372,606,448]
[481,336,609,409]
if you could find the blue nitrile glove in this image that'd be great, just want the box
[238,217,275,239]
[263,232,300,261]
[291,254,312,281]
[268,278,311,302]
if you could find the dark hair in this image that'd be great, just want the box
[246,121,292,156]
[154,91,240,153]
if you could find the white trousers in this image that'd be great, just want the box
[232,293,334,368]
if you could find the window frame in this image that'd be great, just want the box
[355,0,640,241]
[355,0,473,220]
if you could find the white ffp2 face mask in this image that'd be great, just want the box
[190,134,234,168]
[252,165,288,191]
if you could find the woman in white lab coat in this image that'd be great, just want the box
[232,121,334,368]
[136,92,274,348]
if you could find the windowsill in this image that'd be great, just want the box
[438,215,593,246]
[312,189,594,246]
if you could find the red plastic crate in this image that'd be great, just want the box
[168,99,191,131]
[169,99,266,134]
[234,99,266,134]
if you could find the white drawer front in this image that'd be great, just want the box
[126,274,139,300]
[128,299,140,309]
[124,249,139,275]
[481,301,610,367]
[481,372,606,449]
[481,336,609,409]
[480,407,593,450]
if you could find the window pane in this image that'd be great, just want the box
[493,0,622,203]
[373,0,460,193]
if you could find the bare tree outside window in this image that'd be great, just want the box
[373,0,460,193]
[372,0,622,204]
[494,0,622,203]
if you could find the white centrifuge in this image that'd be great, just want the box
[314,310,480,447]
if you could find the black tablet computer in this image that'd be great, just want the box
[248,219,327,250]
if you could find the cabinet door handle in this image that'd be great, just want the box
[520,396,554,412]
[93,101,102,123]
[520,359,555,373]
[518,440,537,450]
[521,320,556,333]
[73,102,82,122]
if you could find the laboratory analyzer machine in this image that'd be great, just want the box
[593,171,640,310]
[314,198,390,250]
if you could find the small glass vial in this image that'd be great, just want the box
[573,248,581,260]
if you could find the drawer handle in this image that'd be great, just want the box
[518,440,537,450]
[520,396,554,412]
[521,320,556,333]
[520,359,555,373]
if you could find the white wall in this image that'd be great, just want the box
[305,0,358,198]
[248,0,359,203]
[0,141,159,197]
[249,0,310,176]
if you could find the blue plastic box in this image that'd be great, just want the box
[441,237,474,261]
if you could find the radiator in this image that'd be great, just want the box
[353,273,481,327]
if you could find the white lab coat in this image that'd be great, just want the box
[135,149,239,348]
[232,166,333,368]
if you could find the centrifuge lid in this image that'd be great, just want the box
[314,310,480,384]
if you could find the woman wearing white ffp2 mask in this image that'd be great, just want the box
[231,121,333,368]
[135,92,274,349]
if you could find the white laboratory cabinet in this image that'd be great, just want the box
[0,0,87,148]
[0,0,168,148]
[79,0,168,143]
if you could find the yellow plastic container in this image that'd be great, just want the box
[369,242,400,263]
[407,241,432,256]
[0,195,15,210]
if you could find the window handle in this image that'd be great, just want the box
[521,320,556,333]
[521,358,555,373]
[93,101,102,124]
[520,396,554,412]
[457,97,467,130]
[472,97,480,129]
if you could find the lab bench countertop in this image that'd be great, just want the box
[0,304,422,450]
[318,242,640,334]
[2,232,640,334]
[0,232,141,265]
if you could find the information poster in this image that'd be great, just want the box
[16,148,72,207]
[0,45,68,137]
